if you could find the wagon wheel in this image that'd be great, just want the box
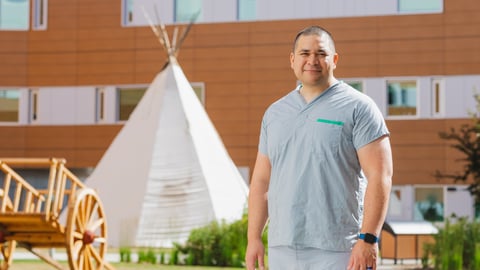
[66,188,108,270]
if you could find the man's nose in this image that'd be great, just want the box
[307,54,319,64]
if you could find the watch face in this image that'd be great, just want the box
[364,233,378,244]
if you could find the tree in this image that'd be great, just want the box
[434,94,480,204]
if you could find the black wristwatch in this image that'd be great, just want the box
[358,233,378,244]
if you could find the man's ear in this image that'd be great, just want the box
[290,52,295,69]
[333,53,339,68]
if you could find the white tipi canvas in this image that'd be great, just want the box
[86,54,248,247]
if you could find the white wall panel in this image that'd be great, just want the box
[363,78,388,116]
[133,0,174,25]
[417,77,431,118]
[18,89,30,125]
[204,0,236,22]
[103,87,118,123]
[74,87,96,124]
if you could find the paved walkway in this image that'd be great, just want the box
[377,259,422,270]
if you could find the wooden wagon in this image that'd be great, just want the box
[0,158,113,270]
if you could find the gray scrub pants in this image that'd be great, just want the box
[268,246,351,270]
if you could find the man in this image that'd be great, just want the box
[245,26,393,270]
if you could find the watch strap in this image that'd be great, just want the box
[358,233,379,244]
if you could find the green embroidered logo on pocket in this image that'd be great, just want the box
[316,118,344,126]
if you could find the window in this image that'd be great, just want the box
[398,0,443,13]
[191,82,205,106]
[0,89,20,122]
[174,0,201,23]
[96,87,106,122]
[29,89,39,123]
[122,0,133,26]
[32,0,47,30]
[387,80,417,117]
[414,187,444,222]
[117,87,147,121]
[387,187,403,218]
[0,0,29,30]
[345,81,363,92]
[432,79,444,117]
[237,0,255,21]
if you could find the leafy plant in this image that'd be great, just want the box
[426,217,480,270]
[119,247,131,263]
[434,93,480,203]
[171,213,260,267]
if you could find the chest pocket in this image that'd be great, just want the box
[306,116,344,162]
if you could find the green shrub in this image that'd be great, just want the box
[160,251,165,264]
[425,217,480,270]
[146,248,157,264]
[173,212,262,267]
[169,247,179,265]
[137,249,147,264]
[119,247,131,263]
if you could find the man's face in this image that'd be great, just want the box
[290,34,338,87]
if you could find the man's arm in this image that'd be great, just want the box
[348,135,393,270]
[245,152,271,270]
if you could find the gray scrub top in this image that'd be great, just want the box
[259,81,389,252]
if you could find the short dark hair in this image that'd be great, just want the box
[292,26,336,53]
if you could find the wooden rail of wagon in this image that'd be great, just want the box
[0,158,113,270]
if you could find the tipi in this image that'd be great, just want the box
[86,18,249,248]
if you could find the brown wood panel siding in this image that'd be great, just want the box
[0,125,121,168]
[388,119,472,185]
[0,32,28,86]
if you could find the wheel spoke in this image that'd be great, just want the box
[86,203,100,228]
[93,237,107,244]
[88,217,105,232]
[89,244,103,264]
[73,231,83,240]
[77,246,88,270]
[75,213,84,234]
[84,195,93,223]
[79,199,86,226]
[73,240,83,259]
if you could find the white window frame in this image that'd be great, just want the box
[0,0,30,30]
[121,0,133,26]
[398,0,443,14]
[431,78,445,118]
[0,88,21,124]
[386,78,419,119]
[116,85,148,122]
[190,82,205,106]
[343,79,365,93]
[32,0,47,30]
[237,0,256,21]
[95,87,106,123]
[29,88,39,124]
[174,0,202,23]
[413,185,445,222]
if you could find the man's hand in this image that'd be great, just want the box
[347,241,378,270]
[245,238,265,270]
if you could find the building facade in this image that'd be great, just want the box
[1,0,480,227]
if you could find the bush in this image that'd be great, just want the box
[119,247,131,263]
[171,213,262,267]
[424,217,480,270]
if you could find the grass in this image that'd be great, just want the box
[8,260,242,270]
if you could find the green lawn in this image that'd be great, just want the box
[8,260,242,270]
